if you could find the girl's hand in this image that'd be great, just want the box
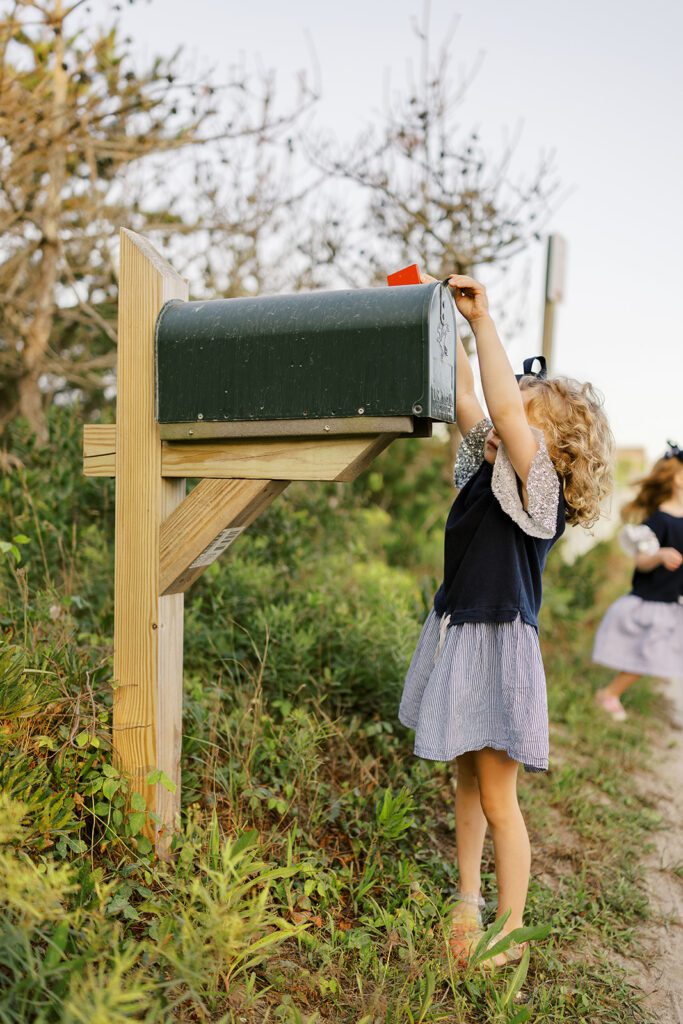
[447,274,490,325]
[419,271,438,284]
[659,547,683,571]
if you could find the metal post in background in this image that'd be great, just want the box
[541,234,567,373]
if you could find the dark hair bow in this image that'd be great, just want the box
[664,440,683,463]
[515,355,547,382]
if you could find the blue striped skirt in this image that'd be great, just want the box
[592,594,683,678]
[398,610,549,772]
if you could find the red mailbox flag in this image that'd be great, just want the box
[387,263,421,287]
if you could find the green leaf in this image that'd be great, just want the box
[470,909,510,963]
[502,943,531,1007]
[508,1009,531,1024]
[146,768,176,793]
[231,829,258,856]
[36,736,58,751]
[128,812,145,836]
[136,835,153,856]
[75,731,90,748]
[485,923,551,963]
[0,541,21,562]
[43,920,69,970]
[12,534,30,544]
[158,770,176,793]
[102,778,120,800]
[130,791,147,812]
[101,763,119,778]
[208,808,220,869]
[106,893,132,917]
[473,922,551,967]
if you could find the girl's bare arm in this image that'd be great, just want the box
[448,274,539,485]
[637,548,683,572]
[419,272,485,435]
[455,332,486,435]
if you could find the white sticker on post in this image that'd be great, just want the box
[190,527,244,569]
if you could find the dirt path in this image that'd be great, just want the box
[634,677,683,1023]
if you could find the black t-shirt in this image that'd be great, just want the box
[433,460,565,629]
[631,510,683,603]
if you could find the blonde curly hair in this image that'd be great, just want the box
[520,375,614,528]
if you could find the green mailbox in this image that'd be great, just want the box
[155,281,456,429]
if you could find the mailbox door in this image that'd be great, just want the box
[426,283,456,421]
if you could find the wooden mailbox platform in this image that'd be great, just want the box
[86,229,452,851]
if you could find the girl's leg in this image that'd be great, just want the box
[601,672,641,698]
[455,752,488,896]
[596,673,641,720]
[449,753,488,960]
[473,748,529,935]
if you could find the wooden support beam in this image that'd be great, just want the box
[159,478,288,595]
[333,434,395,482]
[113,229,188,852]
[83,425,400,482]
[159,434,397,481]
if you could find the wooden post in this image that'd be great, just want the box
[541,297,556,369]
[113,229,188,848]
[541,233,567,374]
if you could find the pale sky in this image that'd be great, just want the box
[119,0,682,461]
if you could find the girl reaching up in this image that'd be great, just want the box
[399,271,613,965]
[593,444,683,721]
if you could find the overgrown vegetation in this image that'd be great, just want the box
[0,407,665,1022]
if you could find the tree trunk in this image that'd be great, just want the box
[17,0,67,444]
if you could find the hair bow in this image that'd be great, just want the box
[664,440,683,463]
[515,355,547,382]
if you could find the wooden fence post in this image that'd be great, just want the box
[113,228,188,848]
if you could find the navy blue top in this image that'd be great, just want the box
[631,510,683,603]
[433,460,565,630]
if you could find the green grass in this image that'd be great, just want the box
[0,408,666,1022]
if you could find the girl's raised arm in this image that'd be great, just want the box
[419,272,485,436]
[448,274,539,486]
[454,331,487,436]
